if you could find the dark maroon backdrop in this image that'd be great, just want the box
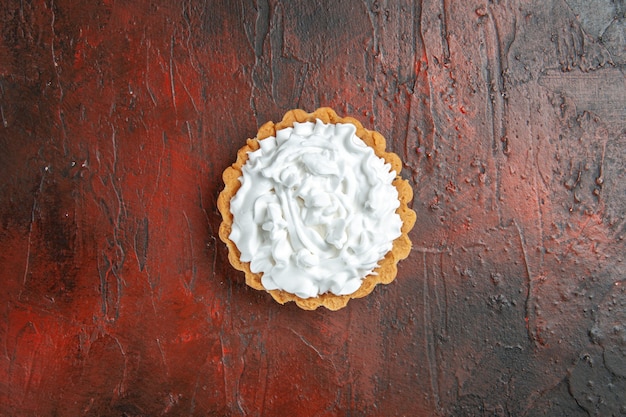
[1,1,625,416]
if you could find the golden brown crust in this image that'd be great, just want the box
[217,107,416,310]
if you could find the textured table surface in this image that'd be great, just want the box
[1,1,625,416]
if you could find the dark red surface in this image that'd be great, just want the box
[1,1,625,415]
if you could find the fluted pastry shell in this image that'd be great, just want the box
[217,107,415,310]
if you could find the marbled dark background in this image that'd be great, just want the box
[1,0,625,415]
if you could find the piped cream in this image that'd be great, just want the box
[229,119,402,299]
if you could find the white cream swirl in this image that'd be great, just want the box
[229,119,402,299]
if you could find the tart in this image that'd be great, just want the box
[217,108,415,310]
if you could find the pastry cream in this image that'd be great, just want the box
[228,119,402,299]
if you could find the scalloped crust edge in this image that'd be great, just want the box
[217,107,416,311]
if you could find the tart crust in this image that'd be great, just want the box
[217,107,416,310]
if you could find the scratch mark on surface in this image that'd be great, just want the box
[181,0,199,75]
[439,0,451,63]
[416,1,436,158]
[107,129,127,312]
[98,252,110,317]
[267,3,282,106]
[514,219,537,345]
[49,0,57,66]
[49,0,63,99]
[182,210,196,292]
[9,321,41,401]
[169,35,178,115]
[439,251,449,338]
[112,269,123,322]
[97,251,123,322]
[528,129,546,269]
[479,22,504,225]
[218,333,244,415]
[176,66,199,113]
[291,329,339,374]
[185,120,194,150]
[254,0,270,58]
[133,217,149,272]
[109,125,129,247]
[22,341,39,398]
[0,79,6,127]
[144,38,158,106]
[413,246,447,254]
[489,12,509,154]
[291,329,323,359]
[482,14,506,154]
[404,86,415,163]
[148,131,167,212]
[218,333,227,402]
[145,269,158,314]
[23,167,48,285]
[189,373,201,415]
[535,151,551,191]
[98,120,127,323]
[0,104,7,128]
[423,251,441,411]
[156,338,169,376]
[241,0,255,54]
[363,0,381,130]
[595,127,608,204]
[260,352,270,416]
[248,0,270,124]
[111,335,128,396]
[364,0,380,57]
[293,62,309,109]
[208,234,218,282]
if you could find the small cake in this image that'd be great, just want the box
[218,108,415,310]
